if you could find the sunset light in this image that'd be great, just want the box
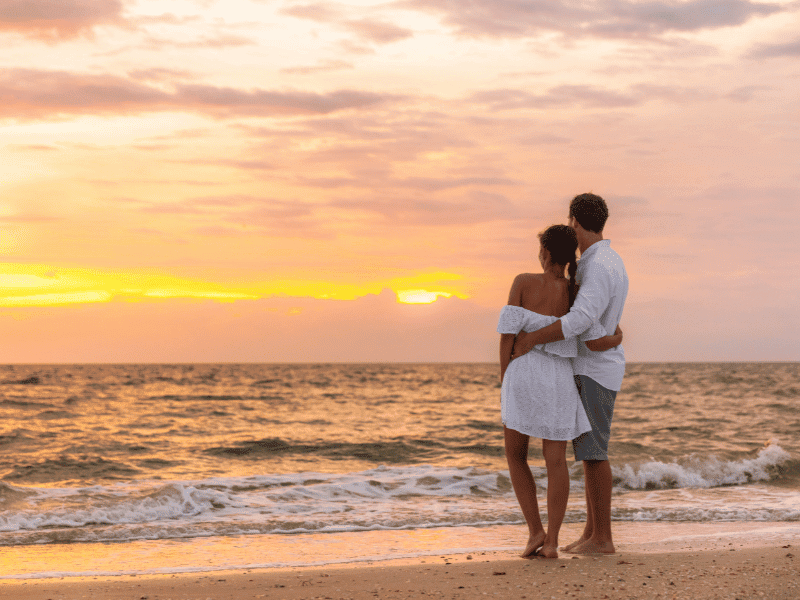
[0,3,798,595]
[396,290,453,304]
[0,0,797,362]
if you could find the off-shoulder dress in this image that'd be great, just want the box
[497,305,605,441]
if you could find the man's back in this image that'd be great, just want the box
[567,240,629,391]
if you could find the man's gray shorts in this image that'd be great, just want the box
[572,375,617,462]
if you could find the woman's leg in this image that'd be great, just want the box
[540,439,569,558]
[504,426,545,557]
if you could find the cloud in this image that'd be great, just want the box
[341,19,413,43]
[279,2,344,23]
[748,36,800,59]
[127,68,196,83]
[470,83,709,110]
[171,157,276,171]
[140,33,258,50]
[127,196,332,238]
[0,0,124,39]
[398,0,786,41]
[0,68,172,119]
[0,69,399,120]
[281,60,354,75]
[395,176,520,192]
[0,212,60,222]
[7,143,60,151]
[298,175,518,191]
[725,85,770,102]
[175,84,398,116]
[470,86,641,110]
[330,191,523,226]
[516,133,572,145]
[281,3,414,44]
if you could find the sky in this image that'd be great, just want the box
[1,0,798,363]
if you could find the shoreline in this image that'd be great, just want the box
[1,521,799,580]
[1,522,799,599]
[2,545,797,600]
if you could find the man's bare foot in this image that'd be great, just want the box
[521,531,546,558]
[562,535,590,553]
[569,539,615,555]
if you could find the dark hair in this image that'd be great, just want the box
[539,224,578,308]
[569,193,608,233]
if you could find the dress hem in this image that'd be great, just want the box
[502,421,591,442]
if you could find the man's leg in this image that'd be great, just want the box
[562,468,593,551]
[580,459,614,553]
[566,375,616,554]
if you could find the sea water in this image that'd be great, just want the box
[0,363,797,578]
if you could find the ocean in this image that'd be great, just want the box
[0,362,797,579]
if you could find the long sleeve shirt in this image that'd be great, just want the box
[560,240,629,391]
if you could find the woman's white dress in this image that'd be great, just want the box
[497,305,605,441]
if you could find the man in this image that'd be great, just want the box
[512,193,628,555]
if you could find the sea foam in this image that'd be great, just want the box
[613,440,792,490]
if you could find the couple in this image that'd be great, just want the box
[498,193,628,559]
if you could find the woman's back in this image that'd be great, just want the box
[512,273,570,318]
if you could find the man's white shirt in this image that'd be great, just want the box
[560,240,629,391]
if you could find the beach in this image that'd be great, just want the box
[0,363,797,596]
[0,523,800,600]
[2,522,799,599]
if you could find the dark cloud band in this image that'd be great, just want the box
[0,69,399,119]
[398,0,785,40]
[0,0,124,38]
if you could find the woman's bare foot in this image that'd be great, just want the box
[562,534,589,553]
[537,542,559,559]
[569,539,615,555]
[521,531,546,558]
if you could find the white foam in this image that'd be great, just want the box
[0,446,797,546]
[613,440,791,490]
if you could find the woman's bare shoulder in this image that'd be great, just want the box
[508,273,543,305]
[512,273,545,285]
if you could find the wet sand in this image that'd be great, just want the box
[1,523,798,600]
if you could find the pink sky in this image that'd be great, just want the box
[1,0,798,362]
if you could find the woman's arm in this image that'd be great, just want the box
[584,325,623,352]
[500,333,516,382]
[500,275,525,381]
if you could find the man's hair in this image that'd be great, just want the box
[569,193,608,233]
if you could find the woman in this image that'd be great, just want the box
[498,225,622,559]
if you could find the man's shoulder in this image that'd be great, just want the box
[588,242,626,271]
[580,246,627,290]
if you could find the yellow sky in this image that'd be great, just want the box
[1,0,799,362]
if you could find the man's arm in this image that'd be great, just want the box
[513,261,611,359]
[584,325,622,352]
[511,320,565,358]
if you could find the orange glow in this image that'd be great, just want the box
[0,265,470,307]
[1,0,796,362]
[396,290,452,304]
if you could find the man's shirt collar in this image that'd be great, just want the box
[579,238,610,260]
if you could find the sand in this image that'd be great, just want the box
[1,524,798,600]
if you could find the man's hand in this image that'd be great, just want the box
[510,321,566,360]
[511,330,537,359]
